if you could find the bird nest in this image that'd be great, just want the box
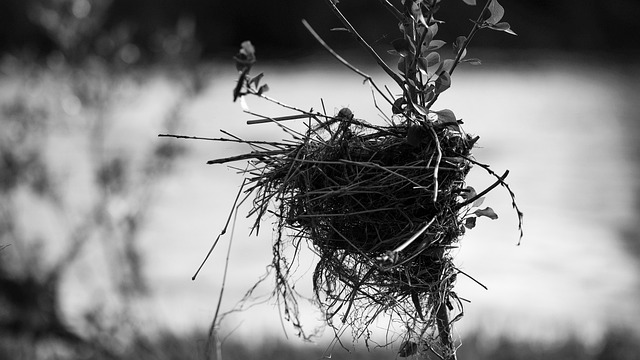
[181,1,525,355]
[206,109,497,351]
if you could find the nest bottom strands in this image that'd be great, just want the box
[210,114,478,352]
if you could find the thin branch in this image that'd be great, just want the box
[429,125,442,203]
[206,192,240,360]
[323,0,405,89]
[192,179,247,280]
[206,150,289,165]
[458,154,524,244]
[456,268,488,290]
[448,0,492,77]
[391,217,436,254]
[376,0,404,22]
[158,133,287,147]
[427,0,492,109]
[302,20,394,107]
[246,113,311,125]
[247,89,314,118]
[456,170,509,209]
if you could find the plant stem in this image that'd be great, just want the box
[448,0,493,77]
[427,0,491,109]
[436,303,457,360]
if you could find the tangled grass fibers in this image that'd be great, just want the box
[206,108,495,353]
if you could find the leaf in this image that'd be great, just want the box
[250,72,264,88]
[257,84,269,95]
[239,40,255,57]
[463,58,482,65]
[409,1,427,27]
[464,217,477,229]
[434,109,457,123]
[486,0,505,25]
[453,36,467,54]
[420,24,438,55]
[489,22,517,35]
[392,38,414,56]
[453,36,467,59]
[461,186,477,200]
[392,97,405,114]
[427,40,446,50]
[330,27,349,32]
[458,48,468,60]
[428,23,439,38]
[425,52,441,67]
[472,196,485,207]
[417,57,429,74]
[413,102,429,116]
[474,207,499,220]
[425,59,441,78]
[441,59,455,74]
[423,85,435,103]
[234,41,256,71]
[462,0,476,5]
[453,36,468,59]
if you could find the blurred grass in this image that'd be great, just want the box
[110,328,640,360]
[2,328,640,360]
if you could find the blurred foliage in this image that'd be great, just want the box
[1,0,640,64]
[0,59,195,357]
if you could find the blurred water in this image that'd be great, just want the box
[5,59,639,346]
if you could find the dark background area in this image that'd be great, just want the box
[1,0,639,63]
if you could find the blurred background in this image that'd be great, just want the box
[1,0,640,359]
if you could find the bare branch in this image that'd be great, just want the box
[323,0,405,89]
[302,20,394,107]
[376,0,404,21]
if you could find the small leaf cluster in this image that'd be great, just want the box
[459,186,498,230]
[389,0,515,122]
[232,41,269,102]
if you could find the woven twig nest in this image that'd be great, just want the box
[210,109,482,350]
